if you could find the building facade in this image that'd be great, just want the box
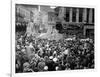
[56,7,94,38]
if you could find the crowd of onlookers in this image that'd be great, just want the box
[15,31,94,73]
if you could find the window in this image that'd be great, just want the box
[79,8,83,22]
[92,9,94,23]
[65,8,70,22]
[72,8,76,22]
[86,8,90,23]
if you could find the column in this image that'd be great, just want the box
[64,8,66,19]
[38,5,40,12]
[61,7,65,17]
[82,8,87,23]
[69,8,72,22]
[58,7,65,21]
[61,7,65,21]
[76,8,79,23]
[89,9,93,24]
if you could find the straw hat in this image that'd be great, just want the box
[49,56,53,60]
[53,51,57,54]
[53,57,58,62]
[63,49,69,55]
[17,45,20,49]
[55,66,59,71]
[44,66,48,70]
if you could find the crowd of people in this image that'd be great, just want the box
[15,31,94,73]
